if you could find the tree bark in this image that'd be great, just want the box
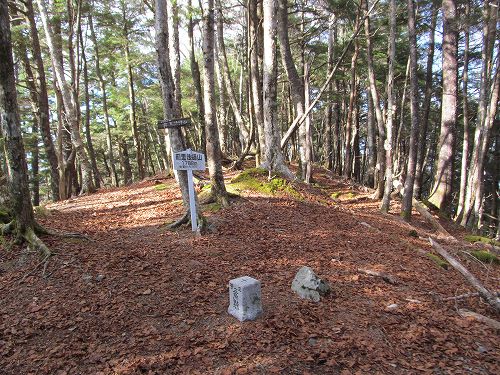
[261,0,294,178]
[202,0,229,206]
[36,0,95,195]
[88,12,119,187]
[380,0,396,213]
[428,0,457,213]
[401,0,421,221]
[414,1,438,198]
[24,0,59,201]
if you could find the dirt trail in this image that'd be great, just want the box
[1,171,499,374]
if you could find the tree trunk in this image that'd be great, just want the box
[155,0,199,217]
[119,139,133,185]
[428,0,457,213]
[36,0,95,195]
[277,0,309,181]
[80,29,101,189]
[414,1,438,198]
[0,0,49,256]
[121,1,144,181]
[261,0,294,178]
[202,0,229,206]
[88,12,118,187]
[168,0,183,117]
[248,0,265,160]
[381,0,396,213]
[24,0,59,201]
[188,0,206,155]
[215,0,249,152]
[364,0,386,196]
[459,1,499,229]
[401,0,421,221]
[456,1,470,221]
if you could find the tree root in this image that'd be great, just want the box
[0,220,14,235]
[458,309,500,330]
[358,268,398,285]
[24,227,51,259]
[166,211,190,229]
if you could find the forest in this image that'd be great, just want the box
[1,0,500,373]
[0,0,498,237]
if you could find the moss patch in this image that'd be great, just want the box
[464,235,500,247]
[34,206,51,218]
[426,253,449,269]
[202,202,222,213]
[330,192,341,199]
[228,168,301,199]
[471,250,499,264]
[154,183,170,191]
[408,230,419,238]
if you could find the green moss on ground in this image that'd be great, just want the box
[34,206,51,218]
[426,253,449,269]
[408,230,419,238]
[464,235,500,247]
[330,192,341,199]
[202,202,222,213]
[471,250,499,264]
[154,183,169,191]
[228,168,301,199]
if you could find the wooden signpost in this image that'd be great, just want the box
[157,117,192,129]
[173,149,206,232]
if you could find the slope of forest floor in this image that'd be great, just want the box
[1,165,499,374]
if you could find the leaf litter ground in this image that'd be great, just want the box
[1,167,499,374]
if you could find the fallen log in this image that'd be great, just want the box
[358,268,398,285]
[429,238,500,312]
[413,199,456,241]
[458,309,500,330]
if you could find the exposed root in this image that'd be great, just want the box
[19,253,51,284]
[1,220,14,235]
[458,309,500,330]
[35,224,93,241]
[24,227,52,259]
[166,211,190,229]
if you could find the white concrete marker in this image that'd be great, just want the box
[228,276,263,322]
[173,149,206,232]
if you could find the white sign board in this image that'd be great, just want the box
[172,149,205,232]
[173,150,205,171]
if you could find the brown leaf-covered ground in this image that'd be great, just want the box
[1,167,499,374]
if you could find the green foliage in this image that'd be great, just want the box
[464,235,500,247]
[471,251,499,264]
[426,253,449,270]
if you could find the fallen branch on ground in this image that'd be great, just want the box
[358,268,398,285]
[443,291,500,301]
[413,199,456,241]
[429,238,500,312]
[458,309,500,330]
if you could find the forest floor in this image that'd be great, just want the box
[1,164,499,374]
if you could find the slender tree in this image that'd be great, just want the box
[401,0,420,221]
[428,0,457,213]
[202,0,229,206]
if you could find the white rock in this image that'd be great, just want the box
[228,276,263,322]
[291,266,331,302]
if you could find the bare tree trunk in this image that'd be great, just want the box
[428,0,457,214]
[119,139,132,185]
[460,1,499,229]
[156,0,200,219]
[381,0,396,213]
[401,0,421,221]
[88,12,118,187]
[456,1,470,221]
[414,1,438,198]
[261,0,294,178]
[36,0,95,194]
[121,1,144,181]
[249,0,265,160]
[25,0,59,201]
[168,0,183,117]
[80,29,101,189]
[277,0,309,181]
[0,0,49,256]
[216,0,249,152]
[202,0,229,206]
[187,0,206,155]
[364,0,385,196]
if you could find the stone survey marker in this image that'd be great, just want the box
[228,276,263,321]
